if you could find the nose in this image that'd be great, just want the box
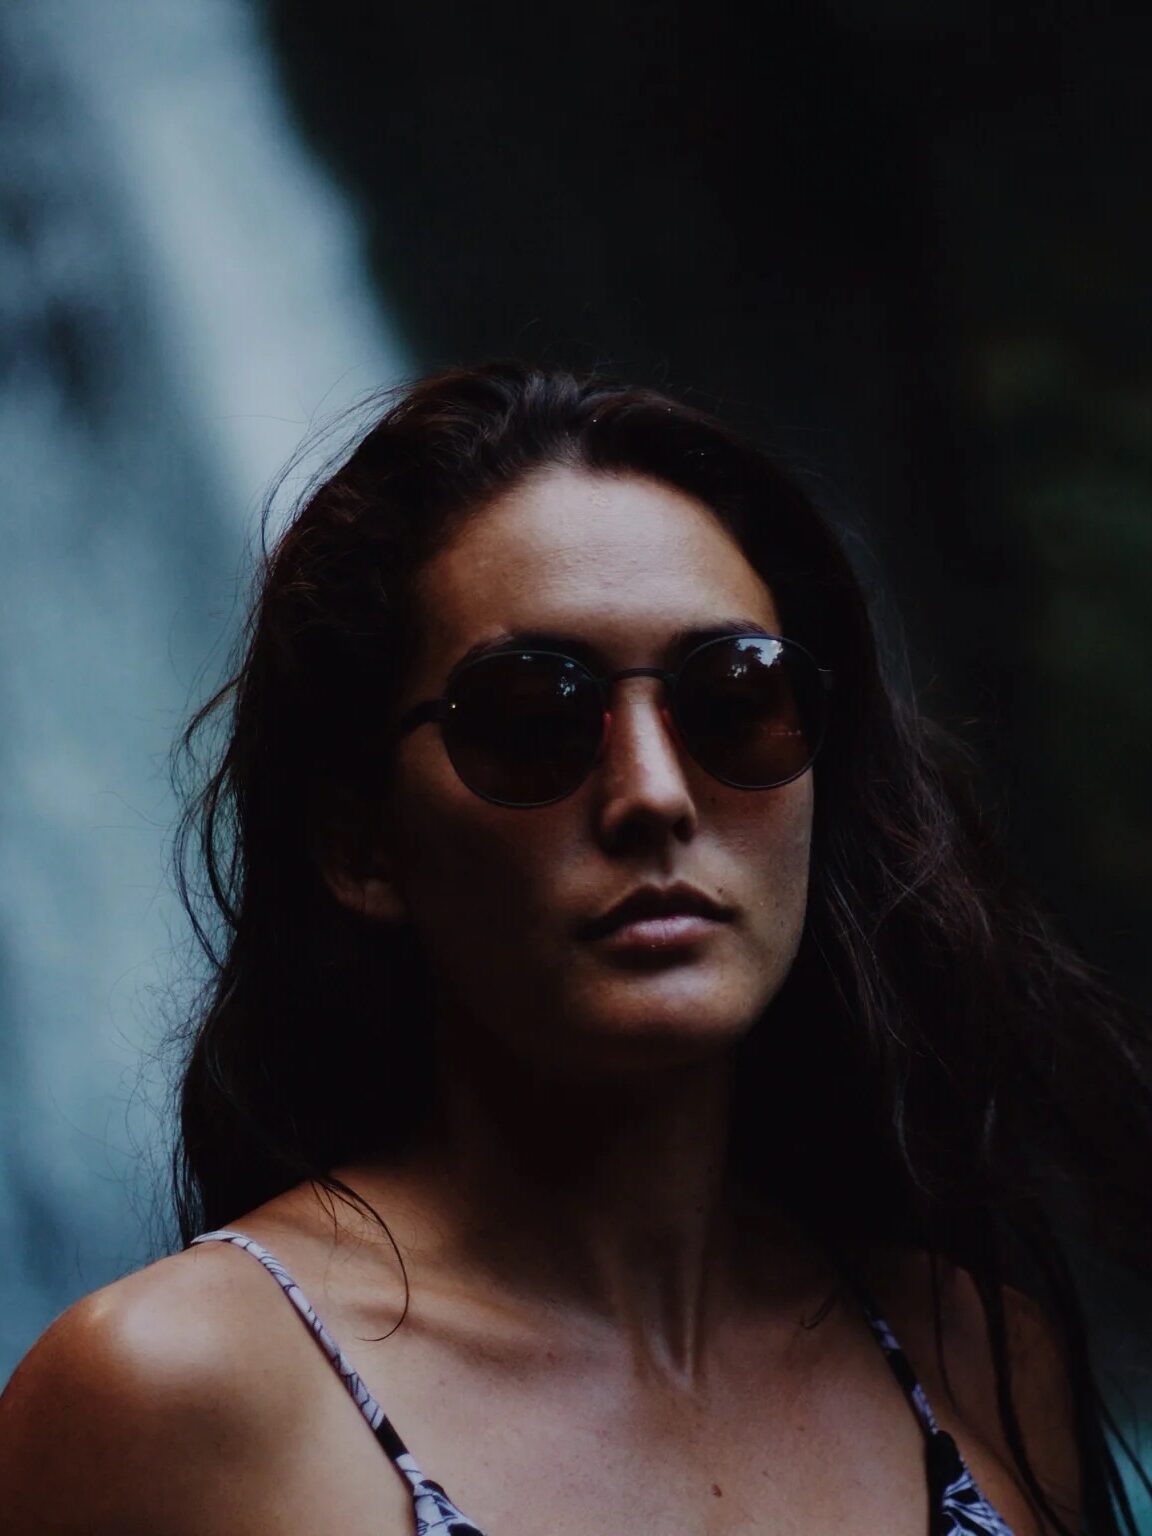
[593,676,698,846]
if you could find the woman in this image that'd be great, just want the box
[2,362,1149,1534]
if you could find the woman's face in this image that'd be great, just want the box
[371,465,813,1081]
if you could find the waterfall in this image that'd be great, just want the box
[0,0,407,1375]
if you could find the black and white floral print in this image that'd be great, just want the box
[860,1292,1016,1536]
[192,1230,1015,1535]
[190,1230,485,1534]
[404,1461,488,1536]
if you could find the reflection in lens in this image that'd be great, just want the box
[444,652,602,805]
[674,636,823,788]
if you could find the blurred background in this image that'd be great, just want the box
[2,0,1150,1507]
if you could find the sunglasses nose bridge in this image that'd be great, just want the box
[601,665,676,712]
[599,665,675,717]
[596,667,683,777]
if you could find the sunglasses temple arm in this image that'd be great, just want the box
[397,698,455,737]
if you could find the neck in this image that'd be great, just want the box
[350,1019,836,1388]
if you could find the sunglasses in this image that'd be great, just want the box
[397,632,833,808]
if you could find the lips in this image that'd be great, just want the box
[578,883,734,941]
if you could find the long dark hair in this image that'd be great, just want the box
[173,361,1152,1534]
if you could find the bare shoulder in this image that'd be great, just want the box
[858,1242,1082,1535]
[0,1243,308,1534]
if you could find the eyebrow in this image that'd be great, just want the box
[449,616,776,676]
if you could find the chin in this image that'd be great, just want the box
[562,994,760,1070]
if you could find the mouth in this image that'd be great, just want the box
[577,883,735,943]
[594,914,727,953]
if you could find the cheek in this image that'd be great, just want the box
[389,776,563,982]
[719,780,813,955]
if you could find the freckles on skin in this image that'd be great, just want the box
[723,783,813,960]
[385,467,817,1071]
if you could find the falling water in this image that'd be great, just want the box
[0,0,407,1375]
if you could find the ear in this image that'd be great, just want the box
[311,783,409,926]
[321,858,408,925]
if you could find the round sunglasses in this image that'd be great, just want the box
[397,632,834,808]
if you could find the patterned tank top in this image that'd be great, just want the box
[190,1228,1017,1535]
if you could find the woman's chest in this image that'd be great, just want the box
[406,1385,934,1536]
[274,1316,939,1536]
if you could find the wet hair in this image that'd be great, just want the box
[173,360,1152,1534]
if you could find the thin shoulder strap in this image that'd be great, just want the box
[191,1230,490,1534]
[189,1228,409,1460]
[833,1264,1019,1535]
[836,1268,942,1439]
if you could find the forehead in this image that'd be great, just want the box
[411,466,780,672]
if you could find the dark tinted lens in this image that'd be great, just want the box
[672,636,825,787]
[443,652,603,805]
